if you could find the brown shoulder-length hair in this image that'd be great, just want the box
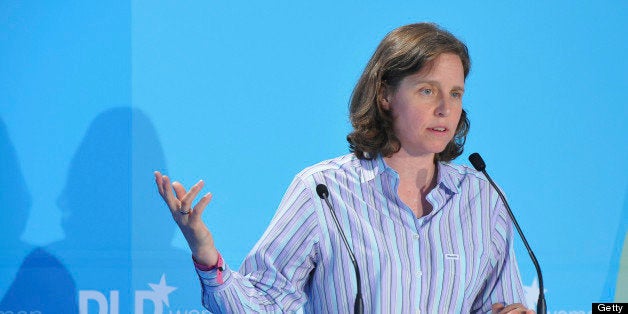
[347,23,471,162]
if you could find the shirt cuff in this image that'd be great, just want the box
[194,252,230,288]
[192,252,221,271]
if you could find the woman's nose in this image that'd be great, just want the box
[435,96,451,117]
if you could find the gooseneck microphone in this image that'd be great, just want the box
[316,184,364,314]
[468,153,546,314]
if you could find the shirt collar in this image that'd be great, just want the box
[436,162,462,195]
[361,154,461,195]
[358,154,386,183]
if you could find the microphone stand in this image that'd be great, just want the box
[316,184,364,314]
[469,153,546,314]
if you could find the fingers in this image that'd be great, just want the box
[172,181,187,200]
[156,173,186,214]
[154,171,210,216]
[154,171,178,209]
[161,175,180,210]
[179,180,205,211]
[492,303,533,314]
[492,303,505,314]
[192,192,213,217]
[154,171,164,195]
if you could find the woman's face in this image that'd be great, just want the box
[382,53,464,158]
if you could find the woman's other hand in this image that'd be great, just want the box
[154,171,218,267]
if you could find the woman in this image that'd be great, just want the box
[155,23,534,313]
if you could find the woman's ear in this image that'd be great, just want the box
[379,84,391,111]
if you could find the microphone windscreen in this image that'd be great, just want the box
[316,184,329,199]
[468,153,486,171]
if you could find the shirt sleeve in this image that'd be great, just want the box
[473,190,527,313]
[195,176,321,313]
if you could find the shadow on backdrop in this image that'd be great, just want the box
[16,107,202,313]
[129,107,207,312]
[0,116,77,312]
[5,108,205,313]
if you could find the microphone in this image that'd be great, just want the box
[316,184,364,314]
[468,153,546,314]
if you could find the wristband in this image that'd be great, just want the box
[193,252,225,284]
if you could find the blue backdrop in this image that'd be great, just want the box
[1,1,627,313]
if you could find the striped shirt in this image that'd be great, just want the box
[196,154,525,313]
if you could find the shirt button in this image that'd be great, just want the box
[413,234,420,239]
[416,271,422,277]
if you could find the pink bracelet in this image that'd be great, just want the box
[193,253,225,284]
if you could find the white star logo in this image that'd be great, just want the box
[522,277,547,309]
[148,274,177,307]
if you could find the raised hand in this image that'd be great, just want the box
[154,171,219,266]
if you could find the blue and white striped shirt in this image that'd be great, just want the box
[197,154,525,313]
